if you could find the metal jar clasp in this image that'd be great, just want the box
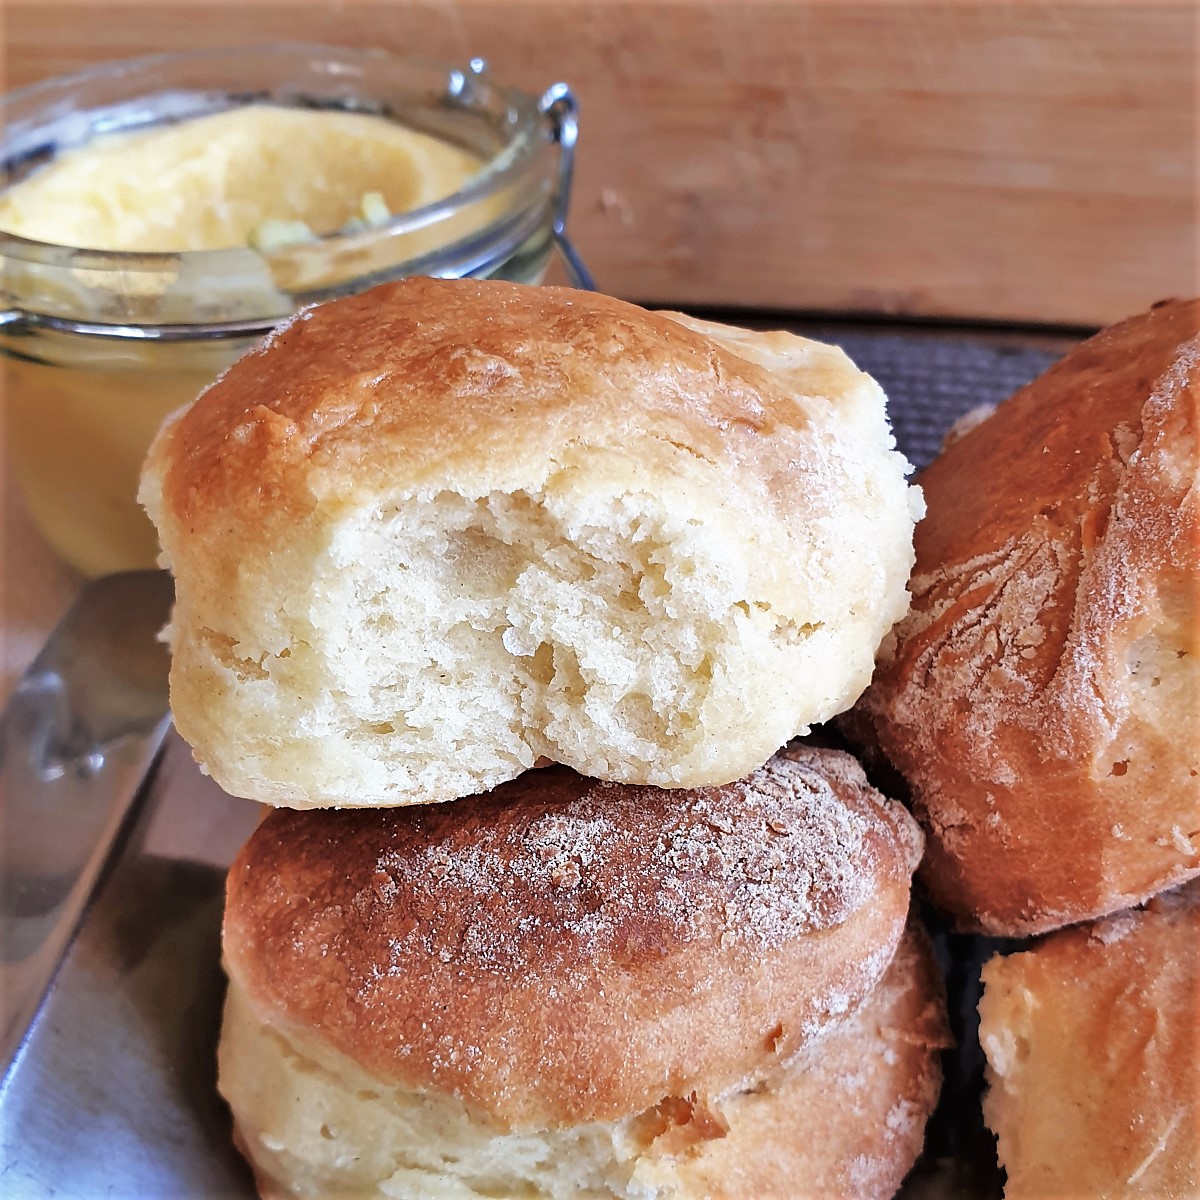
[539,83,596,292]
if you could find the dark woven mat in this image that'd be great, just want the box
[693,310,1066,470]
[820,333,1061,470]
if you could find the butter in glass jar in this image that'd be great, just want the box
[0,46,590,576]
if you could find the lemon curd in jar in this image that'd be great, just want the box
[0,106,484,254]
[1,105,487,575]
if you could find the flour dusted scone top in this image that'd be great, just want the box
[218,746,932,1198]
[141,278,919,807]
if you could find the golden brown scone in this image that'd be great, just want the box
[219,746,928,1197]
[140,278,920,808]
[851,298,1200,935]
[979,879,1200,1198]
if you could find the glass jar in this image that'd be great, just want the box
[0,45,592,577]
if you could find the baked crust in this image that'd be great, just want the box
[852,299,1200,934]
[150,282,844,532]
[222,745,923,1129]
[140,278,919,806]
[979,879,1200,1197]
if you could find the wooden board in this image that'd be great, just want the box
[4,1,1195,326]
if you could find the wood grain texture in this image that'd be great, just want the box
[4,2,1194,321]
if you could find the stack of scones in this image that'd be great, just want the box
[140,278,950,1199]
[851,298,1200,1197]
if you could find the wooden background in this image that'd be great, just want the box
[3,1,1196,326]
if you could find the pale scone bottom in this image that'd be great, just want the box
[219,929,944,1200]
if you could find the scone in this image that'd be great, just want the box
[218,745,934,1198]
[140,278,920,807]
[850,298,1200,935]
[979,879,1200,1198]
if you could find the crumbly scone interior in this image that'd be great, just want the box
[188,446,878,805]
[330,476,819,760]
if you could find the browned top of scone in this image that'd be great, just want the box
[223,746,922,1128]
[856,298,1200,934]
[916,298,1199,576]
[145,277,826,545]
